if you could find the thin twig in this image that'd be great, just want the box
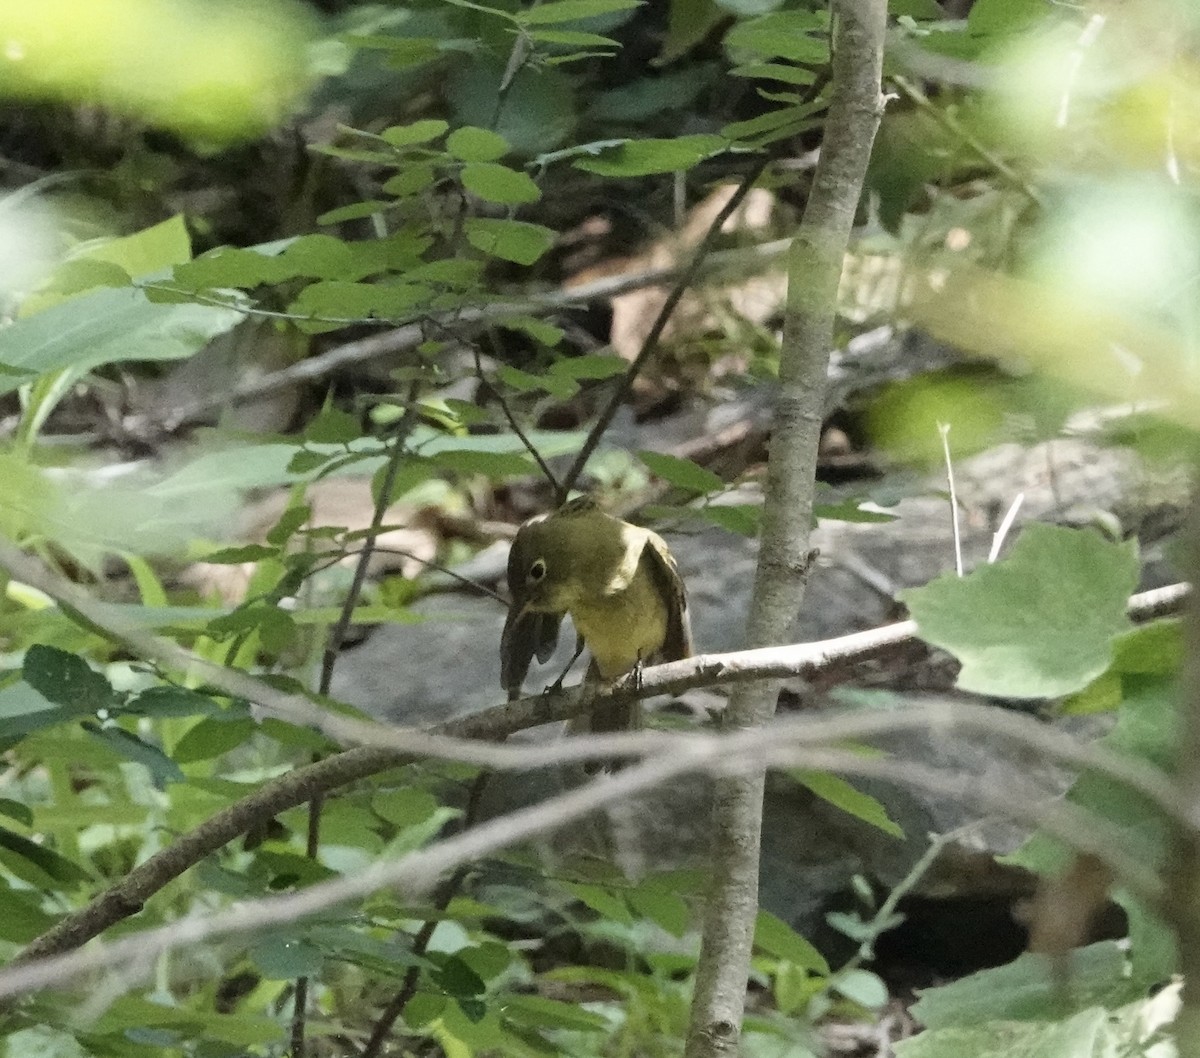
[0,732,1169,1004]
[555,157,771,502]
[360,773,489,1058]
[473,336,560,492]
[989,492,1025,563]
[294,392,422,1058]
[939,422,963,577]
[889,75,1044,208]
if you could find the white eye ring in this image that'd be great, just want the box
[529,558,547,582]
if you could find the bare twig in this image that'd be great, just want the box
[939,422,964,577]
[294,401,421,1058]
[988,492,1025,563]
[555,158,771,502]
[473,337,560,492]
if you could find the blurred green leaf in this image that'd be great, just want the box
[792,770,904,838]
[755,911,829,973]
[83,722,185,784]
[639,451,724,494]
[908,942,1133,1028]
[0,0,314,141]
[725,11,829,62]
[0,825,92,886]
[0,288,243,394]
[381,119,450,146]
[173,717,258,763]
[518,0,642,24]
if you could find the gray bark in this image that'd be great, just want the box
[683,2,888,1054]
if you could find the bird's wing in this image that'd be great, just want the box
[500,517,562,696]
[641,532,694,661]
[501,609,563,696]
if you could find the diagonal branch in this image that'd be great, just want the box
[555,158,770,502]
[0,728,1170,1005]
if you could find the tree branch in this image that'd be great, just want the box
[685,3,888,1053]
[0,727,1168,1005]
[0,526,1186,976]
[555,158,770,501]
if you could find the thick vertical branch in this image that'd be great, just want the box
[683,3,887,1055]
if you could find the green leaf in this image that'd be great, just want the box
[1111,618,1182,675]
[404,992,448,1029]
[382,164,437,198]
[84,723,185,784]
[1060,670,1123,715]
[464,218,556,264]
[502,993,609,1031]
[317,200,394,224]
[250,935,325,979]
[899,525,1139,698]
[627,885,690,936]
[124,686,224,719]
[497,315,565,346]
[173,717,259,763]
[638,451,723,494]
[381,119,449,146]
[833,968,888,1009]
[574,134,727,176]
[84,214,193,280]
[0,799,32,827]
[699,503,761,536]
[528,28,620,46]
[814,500,898,524]
[725,11,830,63]
[0,825,93,886]
[288,280,430,327]
[518,0,643,23]
[909,942,1133,1028]
[446,126,510,162]
[0,884,58,941]
[23,645,114,713]
[792,770,904,838]
[432,449,539,478]
[266,502,313,546]
[0,682,74,742]
[201,543,279,564]
[460,162,541,204]
[754,911,829,973]
[730,63,817,86]
[373,788,440,828]
[564,881,634,925]
[550,353,626,379]
[306,406,362,444]
[894,1008,1111,1058]
[0,288,243,394]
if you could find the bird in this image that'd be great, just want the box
[500,496,693,738]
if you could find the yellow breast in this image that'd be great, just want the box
[568,556,668,680]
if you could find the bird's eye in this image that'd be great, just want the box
[528,558,547,582]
